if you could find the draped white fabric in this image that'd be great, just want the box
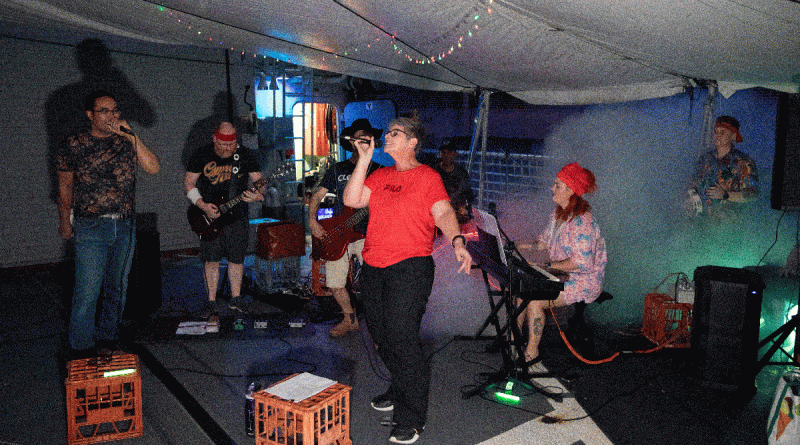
[2,0,799,104]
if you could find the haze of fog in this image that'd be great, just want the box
[494,98,796,325]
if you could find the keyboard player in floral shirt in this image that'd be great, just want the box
[518,162,607,371]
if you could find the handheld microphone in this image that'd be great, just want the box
[342,135,383,148]
[341,135,370,144]
[119,126,135,136]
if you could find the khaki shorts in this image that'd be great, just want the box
[325,238,365,288]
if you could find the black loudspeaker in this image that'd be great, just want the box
[125,213,162,321]
[771,92,800,210]
[691,266,764,392]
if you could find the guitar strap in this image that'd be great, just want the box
[229,152,242,201]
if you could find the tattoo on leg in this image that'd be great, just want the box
[532,317,544,337]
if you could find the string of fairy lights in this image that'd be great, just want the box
[150,0,493,67]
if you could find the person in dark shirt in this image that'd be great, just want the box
[184,122,264,328]
[308,119,383,337]
[433,142,473,224]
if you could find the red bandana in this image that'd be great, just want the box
[214,130,237,142]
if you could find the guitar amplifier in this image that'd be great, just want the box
[255,220,305,260]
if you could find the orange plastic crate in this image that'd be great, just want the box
[312,259,332,296]
[65,352,143,445]
[642,293,693,348]
[254,374,352,445]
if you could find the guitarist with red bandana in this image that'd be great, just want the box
[309,119,383,337]
[185,122,264,328]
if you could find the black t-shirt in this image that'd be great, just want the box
[433,163,471,201]
[318,159,382,232]
[319,160,381,213]
[187,143,260,219]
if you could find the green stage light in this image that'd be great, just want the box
[495,391,520,404]
[103,368,136,378]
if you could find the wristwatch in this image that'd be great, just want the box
[722,190,730,200]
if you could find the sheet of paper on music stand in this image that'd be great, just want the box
[474,209,506,265]
[265,372,337,402]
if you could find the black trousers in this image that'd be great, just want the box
[361,256,435,430]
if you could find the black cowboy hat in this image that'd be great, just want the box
[339,118,384,149]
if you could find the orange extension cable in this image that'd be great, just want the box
[547,305,686,365]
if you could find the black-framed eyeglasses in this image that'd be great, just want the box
[93,108,122,115]
[385,128,410,138]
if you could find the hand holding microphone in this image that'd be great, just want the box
[111,118,135,137]
[346,134,375,159]
[119,125,135,136]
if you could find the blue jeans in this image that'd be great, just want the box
[69,217,136,351]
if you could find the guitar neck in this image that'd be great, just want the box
[344,208,369,228]
[217,178,266,215]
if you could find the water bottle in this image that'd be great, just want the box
[245,381,262,436]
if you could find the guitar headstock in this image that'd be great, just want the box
[269,163,294,180]
[254,163,294,189]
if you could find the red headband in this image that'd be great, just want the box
[214,130,237,142]
[715,122,743,143]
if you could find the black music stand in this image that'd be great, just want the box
[463,212,563,402]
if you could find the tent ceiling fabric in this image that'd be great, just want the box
[2,0,799,104]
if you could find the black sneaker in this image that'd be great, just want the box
[389,426,423,444]
[371,393,394,411]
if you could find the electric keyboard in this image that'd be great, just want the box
[467,241,564,300]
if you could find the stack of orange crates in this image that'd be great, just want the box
[254,374,352,445]
[65,352,143,444]
[642,292,693,348]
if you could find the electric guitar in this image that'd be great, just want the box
[311,207,369,261]
[187,165,291,241]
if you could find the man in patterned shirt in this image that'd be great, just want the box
[687,116,758,217]
[57,90,160,359]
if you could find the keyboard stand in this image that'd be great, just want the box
[464,257,563,402]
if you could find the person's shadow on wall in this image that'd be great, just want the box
[45,38,156,201]
[181,91,244,168]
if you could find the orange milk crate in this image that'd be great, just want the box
[642,292,693,348]
[312,258,332,296]
[254,374,352,445]
[65,352,143,445]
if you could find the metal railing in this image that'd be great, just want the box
[428,149,555,207]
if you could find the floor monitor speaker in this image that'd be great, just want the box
[691,266,764,392]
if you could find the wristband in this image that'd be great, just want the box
[452,234,466,248]
[187,187,202,205]
[722,190,730,200]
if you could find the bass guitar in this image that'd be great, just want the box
[187,165,291,240]
[311,207,369,261]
